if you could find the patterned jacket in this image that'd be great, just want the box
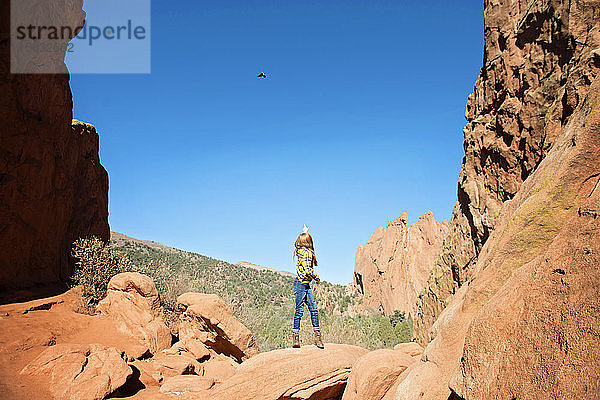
[296,247,319,283]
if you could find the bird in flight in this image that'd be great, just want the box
[257,72,267,79]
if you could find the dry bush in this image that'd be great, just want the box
[71,236,131,313]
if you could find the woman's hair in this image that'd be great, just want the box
[295,233,318,266]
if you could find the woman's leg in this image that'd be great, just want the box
[306,286,320,331]
[293,279,307,333]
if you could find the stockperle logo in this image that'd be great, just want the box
[11,0,150,74]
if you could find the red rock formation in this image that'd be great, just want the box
[353,212,447,315]
[0,0,109,293]
[159,375,215,396]
[341,347,419,400]
[2,272,384,400]
[20,343,132,400]
[350,2,599,397]
[177,292,260,362]
[207,344,369,400]
[448,81,600,399]
[1,273,262,399]
[96,272,172,359]
[414,0,600,343]
[388,54,600,400]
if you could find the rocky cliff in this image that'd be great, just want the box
[352,3,600,388]
[373,0,600,397]
[0,0,109,292]
[390,71,600,400]
[410,0,600,343]
[353,212,447,315]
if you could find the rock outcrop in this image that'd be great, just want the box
[413,0,600,343]
[177,292,259,362]
[207,344,369,400]
[146,351,202,382]
[353,212,447,315]
[2,274,262,399]
[159,375,215,395]
[0,0,109,292]
[448,0,600,279]
[20,343,132,400]
[96,272,172,359]
[348,2,600,398]
[341,348,418,400]
[392,342,423,359]
[448,78,600,399]
[388,59,600,400]
[3,271,380,400]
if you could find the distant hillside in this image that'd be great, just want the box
[235,261,295,278]
[109,232,412,351]
[113,232,295,277]
[111,231,180,254]
[110,231,297,311]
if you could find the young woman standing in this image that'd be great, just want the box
[292,226,324,349]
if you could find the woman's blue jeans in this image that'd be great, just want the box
[293,278,320,332]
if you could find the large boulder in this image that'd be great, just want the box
[20,343,131,400]
[148,352,201,383]
[96,272,172,358]
[177,292,259,362]
[393,342,423,358]
[199,357,237,382]
[208,344,368,400]
[342,348,417,400]
[159,375,215,395]
[353,212,447,315]
[157,339,237,382]
[164,339,211,361]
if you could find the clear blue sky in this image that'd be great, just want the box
[70,0,484,284]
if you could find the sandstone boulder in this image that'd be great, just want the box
[159,375,215,395]
[342,349,417,400]
[207,344,368,400]
[199,357,237,382]
[390,362,447,400]
[149,352,201,383]
[96,272,172,358]
[177,292,259,362]
[393,342,423,358]
[164,340,211,361]
[140,339,237,386]
[20,343,131,400]
[353,212,447,315]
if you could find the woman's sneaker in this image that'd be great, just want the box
[314,331,324,349]
[292,332,300,348]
